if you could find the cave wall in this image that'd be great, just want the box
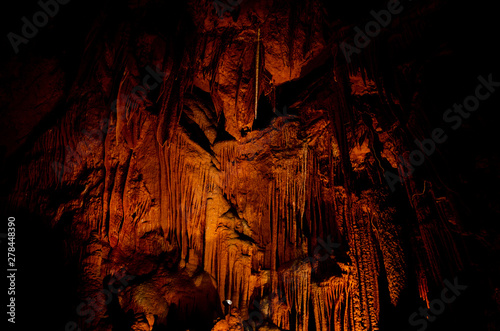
[1,0,499,330]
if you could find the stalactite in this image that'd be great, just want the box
[275,262,311,331]
[399,172,464,305]
[335,191,383,331]
[300,144,308,226]
[255,28,260,120]
[204,219,255,317]
[312,264,353,331]
[158,131,212,265]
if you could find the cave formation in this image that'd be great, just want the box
[1,0,499,330]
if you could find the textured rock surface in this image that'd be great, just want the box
[1,0,499,330]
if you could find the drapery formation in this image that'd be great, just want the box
[5,0,473,330]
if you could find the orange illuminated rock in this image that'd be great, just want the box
[3,0,496,330]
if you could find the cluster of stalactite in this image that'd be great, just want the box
[4,0,469,330]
